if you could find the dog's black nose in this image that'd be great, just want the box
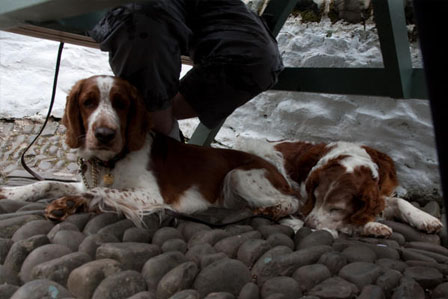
[95,127,116,144]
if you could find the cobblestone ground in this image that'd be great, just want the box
[1,119,448,299]
[0,119,78,184]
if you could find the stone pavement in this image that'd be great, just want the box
[0,118,78,186]
[1,118,448,298]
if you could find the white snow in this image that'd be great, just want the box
[0,17,440,198]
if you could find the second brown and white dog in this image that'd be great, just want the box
[237,138,443,237]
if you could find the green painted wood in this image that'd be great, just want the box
[272,67,427,99]
[188,120,225,147]
[262,0,300,36]
[373,0,413,98]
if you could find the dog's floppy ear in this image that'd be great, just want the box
[62,80,85,148]
[126,83,152,152]
[349,180,385,225]
[301,171,319,216]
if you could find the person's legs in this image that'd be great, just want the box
[90,0,283,136]
[179,0,284,129]
[172,92,197,120]
[89,1,191,135]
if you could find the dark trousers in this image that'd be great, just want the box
[90,0,283,128]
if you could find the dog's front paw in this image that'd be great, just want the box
[45,196,89,221]
[0,186,16,200]
[0,187,6,200]
[362,222,393,237]
[414,214,443,234]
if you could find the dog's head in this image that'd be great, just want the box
[302,159,385,234]
[297,143,397,236]
[62,75,151,160]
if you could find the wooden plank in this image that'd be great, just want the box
[373,0,413,98]
[262,0,299,36]
[6,24,99,48]
[0,0,145,29]
[272,67,427,99]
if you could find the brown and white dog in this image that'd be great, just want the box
[0,75,299,224]
[237,138,443,237]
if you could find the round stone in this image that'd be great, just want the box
[83,213,123,235]
[67,258,123,299]
[31,252,91,286]
[375,258,407,272]
[127,291,157,299]
[200,253,228,269]
[97,219,135,241]
[142,251,188,291]
[357,285,385,299]
[152,227,184,246]
[188,230,230,248]
[0,238,14,264]
[260,276,301,298]
[0,215,43,239]
[162,238,187,253]
[0,284,19,298]
[432,282,448,299]
[391,277,425,299]
[317,251,348,274]
[0,264,20,285]
[96,242,161,271]
[64,213,92,231]
[237,239,272,267]
[123,227,152,243]
[203,292,235,299]
[292,264,331,291]
[3,235,50,275]
[214,231,262,258]
[47,222,79,241]
[308,277,358,299]
[295,230,334,250]
[51,230,86,252]
[251,246,331,285]
[156,261,199,299]
[10,279,72,299]
[403,266,443,289]
[257,225,294,239]
[342,245,376,263]
[375,269,402,294]
[78,233,119,258]
[92,270,147,299]
[185,244,216,264]
[169,289,199,299]
[178,221,211,241]
[193,258,250,297]
[338,262,382,290]
[20,244,72,283]
[266,233,294,250]
[238,282,259,299]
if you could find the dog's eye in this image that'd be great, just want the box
[83,98,96,109]
[330,207,345,214]
[112,96,128,110]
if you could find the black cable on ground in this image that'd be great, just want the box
[19,42,67,182]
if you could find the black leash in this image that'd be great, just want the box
[164,208,279,228]
[19,42,65,182]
